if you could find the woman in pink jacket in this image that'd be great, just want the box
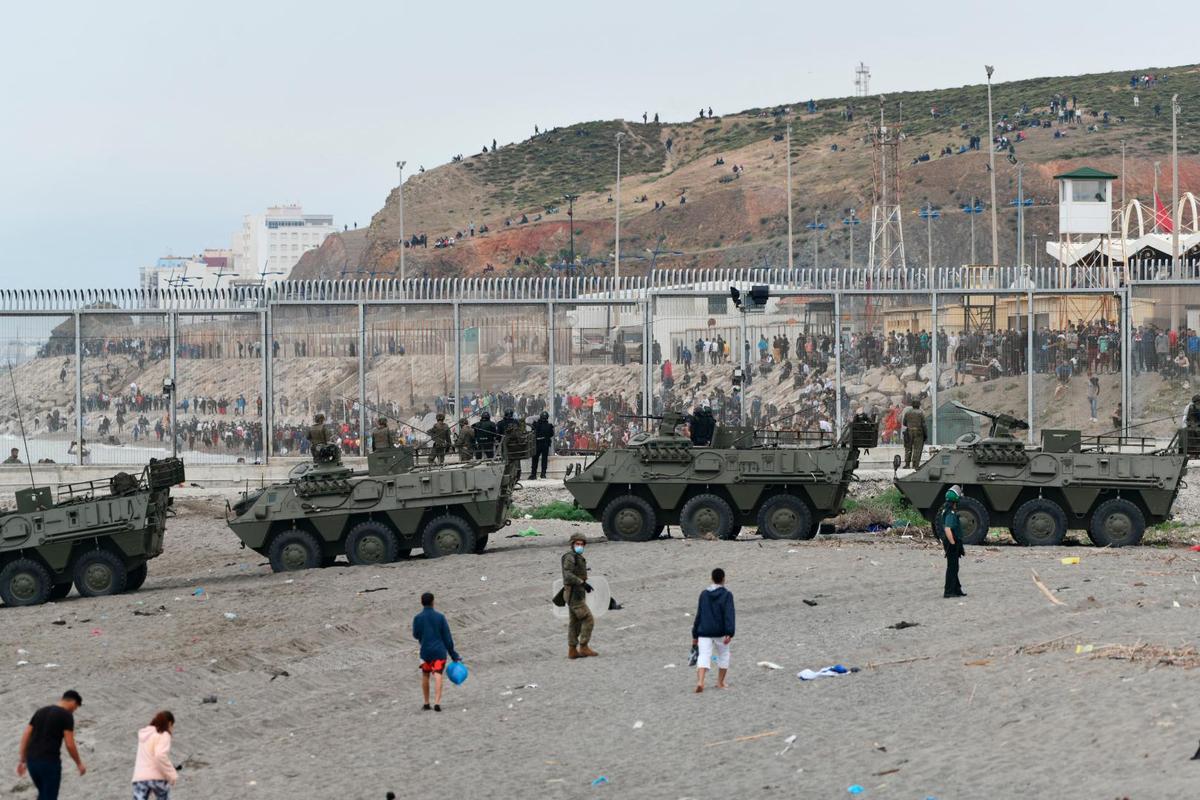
[132,711,177,800]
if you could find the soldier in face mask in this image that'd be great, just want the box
[562,535,597,659]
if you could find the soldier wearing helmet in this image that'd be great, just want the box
[371,417,395,451]
[455,416,474,461]
[473,410,498,458]
[307,413,330,461]
[429,413,452,464]
[940,486,966,598]
[530,410,554,480]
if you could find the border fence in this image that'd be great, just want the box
[0,264,1195,465]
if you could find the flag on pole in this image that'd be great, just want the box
[1154,192,1174,233]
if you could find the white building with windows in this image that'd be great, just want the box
[230,205,334,284]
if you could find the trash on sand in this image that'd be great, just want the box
[757,661,783,670]
[847,785,865,794]
[201,696,218,704]
[615,624,637,631]
[17,660,29,666]
[1191,739,1200,760]
[608,598,623,610]
[1189,545,1200,552]
[1060,556,1080,565]
[359,587,388,594]
[797,665,851,681]
[1075,644,1095,654]
[480,576,487,582]
[803,599,819,607]
[663,663,677,669]
[965,659,991,666]
[1173,600,1181,608]
[44,663,60,669]
[591,776,608,787]
[632,720,643,729]
[1031,569,1066,606]
[51,620,66,626]
[17,648,28,654]
[778,734,797,756]
[875,768,900,776]
[520,528,540,537]
[887,621,919,630]
[193,588,207,598]
[223,612,238,620]
[269,670,290,681]
[90,628,102,636]
[283,579,294,584]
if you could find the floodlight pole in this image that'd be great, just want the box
[1171,94,1180,279]
[786,123,794,270]
[396,160,406,285]
[986,65,999,266]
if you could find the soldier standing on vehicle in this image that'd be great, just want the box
[307,413,330,461]
[371,417,394,451]
[530,411,554,479]
[562,535,598,659]
[497,409,517,438]
[940,487,966,598]
[430,414,452,464]
[473,411,498,458]
[455,416,474,461]
[902,399,926,468]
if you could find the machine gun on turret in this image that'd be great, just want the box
[952,401,1029,440]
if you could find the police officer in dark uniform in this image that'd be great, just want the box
[473,410,498,458]
[940,486,966,598]
[1186,395,1200,458]
[307,413,330,461]
[371,417,395,451]
[687,406,715,446]
[530,411,554,479]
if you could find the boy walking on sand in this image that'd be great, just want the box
[692,568,735,693]
[16,690,86,800]
[412,592,461,712]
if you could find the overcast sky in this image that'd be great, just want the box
[0,0,1183,289]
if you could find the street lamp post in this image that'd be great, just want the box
[564,193,579,266]
[786,123,794,270]
[986,65,999,266]
[842,211,860,270]
[615,132,624,280]
[396,160,406,285]
[1171,94,1180,278]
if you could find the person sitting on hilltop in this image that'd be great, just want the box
[520,213,529,224]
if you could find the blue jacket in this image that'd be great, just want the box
[692,585,735,639]
[412,607,460,662]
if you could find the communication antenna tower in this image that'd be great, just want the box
[868,97,906,270]
[854,62,870,98]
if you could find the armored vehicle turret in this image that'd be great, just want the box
[0,458,185,607]
[895,403,1192,547]
[226,444,514,572]
[564,411,878,541]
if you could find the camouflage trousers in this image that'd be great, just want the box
[431,446,447,465]
[568,602,594,647]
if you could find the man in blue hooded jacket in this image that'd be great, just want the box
[412,592,461,712]
[692,568,735,693]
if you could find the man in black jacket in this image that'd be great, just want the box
[473,411,498,458]
[692,568,735,692]
[530,412,554,479]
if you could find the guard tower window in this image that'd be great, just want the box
[1071,180,1106,202]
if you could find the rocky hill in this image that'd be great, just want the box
[293,64,1200,279]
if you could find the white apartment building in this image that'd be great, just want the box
[139,250,238,292]
[230,204,334,284]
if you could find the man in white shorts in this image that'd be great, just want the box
[692,568,735,693]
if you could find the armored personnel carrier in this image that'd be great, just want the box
[226,444,514,572]
[564,411,878,541]
[0,458,185,607]
[895,403,1192,547]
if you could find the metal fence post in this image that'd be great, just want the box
[453,301,462,418]
[1122,286,1132,433]
[930,289,938,445]
[546,301,556,422]
[74,311,83,466]
[358,303,367,455]
[168,311,177,459]
[834,291,843,435]
[643,297,654,416]
[263,307,273,462]
[1026,288,1035,444]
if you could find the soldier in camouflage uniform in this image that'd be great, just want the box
[307,413,330,461]
[455,417,474,462]
[371,417,395,452]
[500,416,532,482]
[562,535,598,659]
[429,413,452,464]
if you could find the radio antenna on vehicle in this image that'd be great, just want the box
[7,361,37,488]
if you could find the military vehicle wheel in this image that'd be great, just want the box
[950,497,990,546]
[600,495,658,542]
[720,524,742,541]
[1088,498,1145,548]
[268,529,323,572]
[422,515,477,557]
[0,558,53,607]
[473,533,489,554]
[345,521,401,566]
[1011,498,1068,546]
[125,563,148,592]
[73,549,129,597]
[756,495,814,540]
[680,494,735,540]
[49,582,72,601]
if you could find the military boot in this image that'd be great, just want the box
[578,644,599,658]
[568,646,579,660]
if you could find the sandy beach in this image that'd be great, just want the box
[2,493,1198,799]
